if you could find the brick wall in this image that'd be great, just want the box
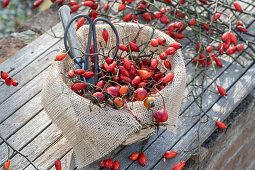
[186,90,255,170]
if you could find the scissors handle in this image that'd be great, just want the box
[91,17,120,85]
[63,11,120,86]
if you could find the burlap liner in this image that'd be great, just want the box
[41,23,186,168]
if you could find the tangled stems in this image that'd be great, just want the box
[134,25,157,60]
[0,134,38,169]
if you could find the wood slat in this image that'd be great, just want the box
[25,137,71,170]
[0,110,51,162]
[0,67,49,124]
[0,94,43,143]
[0,41,62,104]
[9,124,63,169]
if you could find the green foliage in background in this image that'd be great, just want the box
[0,0,32,39]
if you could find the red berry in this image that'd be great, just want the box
[151,59,158,69]
[123,13,132,21]
[72,83,87,91]
[83,1,94,7]
[236,20,243,26]
[107,61,117,72]
[196,41,201,51]
[33,0,43,8]
[1,71,8,80]
[154,109,168,122]
[55,160,62,170]
[129,42,140,52]
[169,42,182,49]
[100,159,108,168]
[205,46,213,53]
[221,32,230,42]
[102,29,109,42]
[124,57,132,70]
[161,73,174,84]
[142,12,151,21]
[120,74,132,83]
[5,77,13,86]
[132,76,142,86]
[105,158,113,169]
[113,160,120,170]
[164,60,171,69]
[119,44,128,51]
[217,85,227,96]
[203,23,210,30]
[118,2,126,11]
[120,86,129,96]
[215,13,221,19]
[160,7,166,14]
[229,32,237,45]
[3,0,10,7]
[119,66,130,78]
[93,92,104,103]
[137,70,150,80]
[134,88,148,101]
[150,39,159,47]
[157,37,166,45]
[75,69,86,75]
[226,46,236,55]
[235,44,243,51]
[77,17,86,30]
[55,53,66,61]
[138,152,146,166]
[105,57,114,64]
[164,151,178,159]
[166,47,176,55]
[236,25,248,32]
[96,81,105,91]
[188,18,196,26]
[71,4,80,12]
[130,65,136,76]
[172,161,186,170]
[213,57,223,67]
[233,1,242,12]
[103,3,109,11]
[82,71,95,78]
[114,97,124,108]
[216,121,227,129]
[12,80,19,87]
[68,1,77,6]
[159,52,168,60]
[129,152,140,161]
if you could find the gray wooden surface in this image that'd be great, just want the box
[0,0,255,170]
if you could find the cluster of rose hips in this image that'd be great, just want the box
[0,71,18,87]
[57,25,180,123]
[100,158,120,170]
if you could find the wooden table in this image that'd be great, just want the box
[0,1,255,169]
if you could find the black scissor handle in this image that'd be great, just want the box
[91,17,120,84]
[63,14,93,70]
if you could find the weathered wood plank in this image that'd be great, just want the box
[153,63,255,169]
[116,54,253,169]
[25,137,72,170]
[8,123,63,169]
[0,94,43,143]
[0,40,62,104]
[0,110,51,163]
[0,67,49,123]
